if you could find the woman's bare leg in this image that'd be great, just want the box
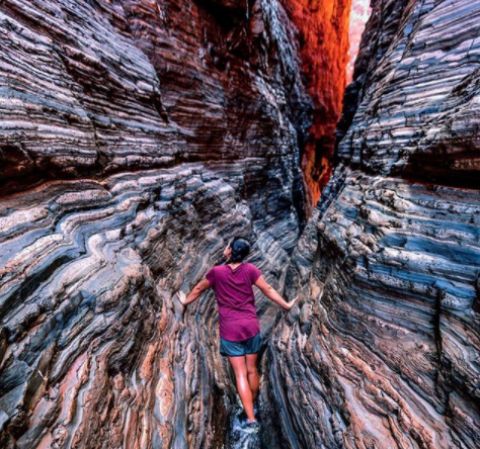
[228,355,256,421]
[245,353,260,402]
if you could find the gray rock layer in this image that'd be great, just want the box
[0,0,312,447]
[337,0,480,188]
[267,165,479,448]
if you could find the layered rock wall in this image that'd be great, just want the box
[1,0,479,448]
[264,1,480,448]
[337,0,480,186]
[0,0,319,447]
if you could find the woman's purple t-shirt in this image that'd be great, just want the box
[206,262,262,342]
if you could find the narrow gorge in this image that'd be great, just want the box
[0,1,479,449]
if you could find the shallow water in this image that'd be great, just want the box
[224,404,263,449]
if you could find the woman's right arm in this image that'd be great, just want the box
[254,275,298,310]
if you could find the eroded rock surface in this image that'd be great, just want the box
[337,0,480,187]
[1,0,479,448]
[266,168,480,448]
[0,0,315,447]
[265,1,480,448]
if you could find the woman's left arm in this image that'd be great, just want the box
[178,278,211,306]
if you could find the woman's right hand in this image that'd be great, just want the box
[286,295,299,311]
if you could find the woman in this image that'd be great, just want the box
[176,237,298,430]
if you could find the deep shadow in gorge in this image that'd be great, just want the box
[0,0,479,449]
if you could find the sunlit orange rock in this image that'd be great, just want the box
[281,0,351,211]
[282,0,370,212]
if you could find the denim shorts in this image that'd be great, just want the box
[220,332,262,357]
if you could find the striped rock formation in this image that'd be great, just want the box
[264,0,480,448]
[1,0,479,449]
[0,0,348,448]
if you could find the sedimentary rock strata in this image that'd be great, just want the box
[0,160,301,448]
[1,0,479,448]
[264,1,480,448]
[337,0,480,187]
[0,0,318,447]
[0,0,313,205]
[265,167,480,448]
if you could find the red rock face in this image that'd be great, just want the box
[281,0,353,212]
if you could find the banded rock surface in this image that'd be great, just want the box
[0,0,327,447]
[265,167,480,448]
[0,161,301,449]
[1,0,479,448]
[337,0,480,187]
[264,0,480,448]
[0,0,313,204]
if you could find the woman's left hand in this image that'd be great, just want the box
[177,291,187,306]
